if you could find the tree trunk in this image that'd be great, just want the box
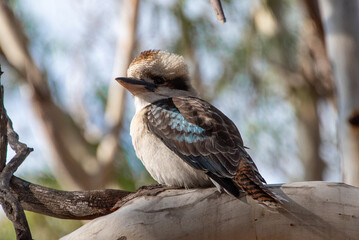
[96,0,140,188]
[294,92,324,180]
[319,0,359,186]
[61,182,359,240]
[267,1,331,181]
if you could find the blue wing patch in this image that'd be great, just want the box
[149,103,206,144]
[146,97,240,178]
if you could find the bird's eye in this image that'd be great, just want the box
[153,76,165,85]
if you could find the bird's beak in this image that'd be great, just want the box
[115,77,156,94]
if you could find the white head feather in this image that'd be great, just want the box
[126,50,198,112]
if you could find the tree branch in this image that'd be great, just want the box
[0,78,33,239]
[210,0,226,23]
[0,185,32,240]
[0,68,7,171]
[10,176,131,220]
[0,76,132,236]
[0,150,33,240]
[302,0,325,44]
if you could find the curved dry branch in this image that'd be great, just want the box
[0,81,33,239]
[9,176,132,220]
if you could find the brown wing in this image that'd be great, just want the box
[146,97,267,197]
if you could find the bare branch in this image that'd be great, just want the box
[0,75,7,171]
[6,117,26,153]
[1,147,33,188]
[0,148,33,240]
[0,188,32,239]
[0,80,131,232]
[10,176,131,220]
[210,0,226,23]
[302,0,325,44]
[0,80,32,239]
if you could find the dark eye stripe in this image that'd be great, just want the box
[166,77,189,91]
[147,73,189,91]
[153,76,165,84]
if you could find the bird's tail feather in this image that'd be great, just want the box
[233,163,281,206]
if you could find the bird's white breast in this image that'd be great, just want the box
[130,108,212,188]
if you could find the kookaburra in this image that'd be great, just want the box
[116,50,280,205]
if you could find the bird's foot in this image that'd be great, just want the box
[136,184,165,191]
[136,184,181,195]
[111,184,180,211]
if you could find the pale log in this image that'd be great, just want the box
[61,182,359,240]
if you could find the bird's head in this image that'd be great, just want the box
[116,50,197,103]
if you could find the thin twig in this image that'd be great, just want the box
[0,81,7,171]
[1,148,33,188]
[210,0,226,23]
[7,116,27,153]
[0,64,7,178]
